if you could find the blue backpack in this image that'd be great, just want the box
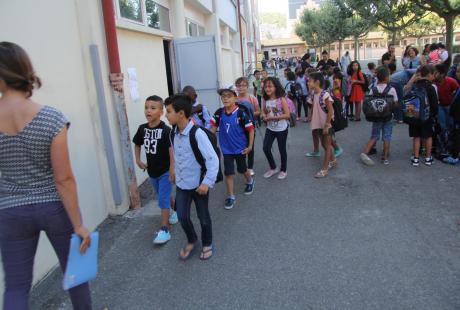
[402,86,430,124]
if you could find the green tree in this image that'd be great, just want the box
[343,0,425,44]
[412,0,460,57]
[321,0,353,59]
[401,13,444,43]
[295,9,333,50]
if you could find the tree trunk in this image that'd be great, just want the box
[354,36,359,61]
[338,40,343,64]
[391,31,397,45]
[444,14,454,64]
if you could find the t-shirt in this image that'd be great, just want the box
[211,106,253,154]
[435,76,459,106]
[369,83,398,103]
[264,98,289,132]
[132,121,171,178]
[381,52,396,64]
[253,79,262,97]
[308,91,334,130]
[316,59,336,69]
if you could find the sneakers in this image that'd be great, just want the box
[360,153,375,166]
[224,197,235,210]
[153,228,171,245]
[424,157,433,166]
[277,171,287,179]
[382,159,390,165]
[305,151,321,157]
[411,157,420,167]
[443,156,459,165]
[248,169,255,176]
[334,148,343,158]
[244,179,255,195]
[169,210,178,225]
[368,147,377,155]
[263,168,279,178]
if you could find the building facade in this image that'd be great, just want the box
[0,0,259,303]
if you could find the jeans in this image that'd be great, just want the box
[438,105,453,131]
[263,128,288,172]
[149,171,172,209]
[0,202,92,310]
[175,187,212,247]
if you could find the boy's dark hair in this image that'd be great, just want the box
[254,70,260,75]
[235,76,248,85]
[347,60,362,76]
[435,63,448,75]
[182,85,196,93]
[333,67,341,74]
[322,50,328,55]
[388,43,395,49]
[375,66,390,82]
[262,77,286,100]
[146,95,163,103]
[284,68,292,73]
[387,63,397,74]
[430,43,439,51]
[333,72,343,81]
[309,72,325,88]
[419,64,435,77]
[438,43,446,49]
[295,68,305,76]
[287,71,296,81]
[165,93,193,118]
[367,62,376,70]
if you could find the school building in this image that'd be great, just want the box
[0,0,260,302]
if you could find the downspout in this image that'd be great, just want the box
[237,0,244,74]
[101,0,140,209]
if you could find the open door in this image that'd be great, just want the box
[174,36,220,113]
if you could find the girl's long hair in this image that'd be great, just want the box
[347,60,362,77]
[262,77,286,100]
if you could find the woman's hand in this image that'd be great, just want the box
[74,225,91,253]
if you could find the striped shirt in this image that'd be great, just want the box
[0,106,68,210]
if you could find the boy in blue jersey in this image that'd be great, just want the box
[210,88,255,210]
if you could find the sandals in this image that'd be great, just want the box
[200,245,214,261]
[179,243,197,261]
[314,169,328,178]
[328,160,338,169]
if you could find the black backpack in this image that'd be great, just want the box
[363,85,395,122]
[402,85,430,125]
[450,88,460,122]
[361,72,369,93]
[170,125,223,184]
[318,91,348,132]
[286,81,304,103]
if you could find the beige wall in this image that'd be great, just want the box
[0,0,130,304]
[116,29,170,186]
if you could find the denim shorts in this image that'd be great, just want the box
[150,171,172,209]
[371,121,393,142]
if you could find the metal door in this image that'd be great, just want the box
[174,35,220,113]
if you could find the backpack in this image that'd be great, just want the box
[360,72,369,92]
[286,81,304,102]
[363,85,395,122]
[276,97,297,127]
[450,88,460,122]
[402,85,430,125]
[214,105,252,141]
[170,125,223,184]
[318,91,348,132]
[236,99,255,122]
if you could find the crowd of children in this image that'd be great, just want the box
[132,44,460,260]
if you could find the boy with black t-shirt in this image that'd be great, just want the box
[133,95,177,245]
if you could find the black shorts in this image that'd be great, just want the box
[409,121,434,139]
[223,154,247,176]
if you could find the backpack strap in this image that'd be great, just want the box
[372,86,380,95]
[170,124,177,146]
[382,85,392,96]
[319,90,328,113]
[214,107,223,127]
[189,125,206,172]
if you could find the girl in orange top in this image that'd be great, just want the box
[347,61,366,121]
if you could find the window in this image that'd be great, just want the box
[281,48,286,54]
[117,0,171,32]
[198,26,205,36]
[366,42,372,48]
[373,42,378,48]
[292,48,297,54]
[186,19,205,37]
[271,48,278,55]
[359,43,363,48]
[119,0,143,23]
[344,44,350,50]
[351,44,355,49]
[330,45,335,51]
[455,35,460,42]
[438,36,444,43]
[380,41,386,47]
[146,0,170,31]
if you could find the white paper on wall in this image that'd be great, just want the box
[127,68,140,103]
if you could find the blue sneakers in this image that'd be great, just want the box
[224,197,235,210]
[443,156,459,165]
[334,147,343,158]
[244,179,255,195]
[169,210,178,225]
[153,228,171,245]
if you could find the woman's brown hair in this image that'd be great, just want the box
[0,42,41,98]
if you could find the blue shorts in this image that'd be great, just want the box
[149,171,172,209]
[371,121,393,142]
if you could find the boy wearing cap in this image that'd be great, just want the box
[211,88,255,210]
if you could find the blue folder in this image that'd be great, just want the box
[63,231,99,290]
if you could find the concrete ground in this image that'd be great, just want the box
[31,119,460,310]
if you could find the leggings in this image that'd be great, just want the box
[297,96,308,118]
[263,128,288,172]
[0,202,92,310]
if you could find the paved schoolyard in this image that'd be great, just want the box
[31,119,460,310]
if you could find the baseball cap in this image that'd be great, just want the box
[217,85,237,97]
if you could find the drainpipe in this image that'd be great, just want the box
[237,0,244,74]
[101,0,140,209]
